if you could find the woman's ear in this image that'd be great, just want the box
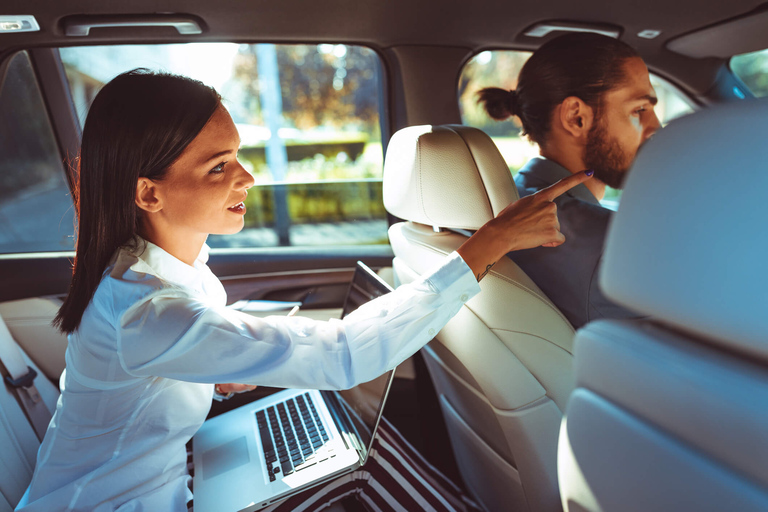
[558,96,594,139]
[135,178,162,213]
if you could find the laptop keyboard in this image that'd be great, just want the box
[255,392,333,482]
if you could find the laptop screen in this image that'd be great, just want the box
[333,261,395,462]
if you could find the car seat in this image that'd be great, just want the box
[558,99,768,511]
[383,125,575,512]
[0,314,58,512]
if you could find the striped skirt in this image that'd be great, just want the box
[260,417,481,512]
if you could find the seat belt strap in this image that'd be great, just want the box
[0,315,51,442]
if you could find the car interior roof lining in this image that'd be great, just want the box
[2,0,767,51]
[667,6,768,58]
[1,1,766,103]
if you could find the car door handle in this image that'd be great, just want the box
[63,14,203,36]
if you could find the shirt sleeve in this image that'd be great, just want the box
[117,251,480,390]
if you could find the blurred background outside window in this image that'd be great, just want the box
[60,43,387,249]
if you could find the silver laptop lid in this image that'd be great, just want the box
[328,261,395,464]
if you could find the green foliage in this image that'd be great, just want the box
[242,180,386,227]
[231,45,381,132]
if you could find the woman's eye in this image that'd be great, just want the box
[209,162,226,174]
[633,107,647,116]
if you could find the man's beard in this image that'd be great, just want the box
[583,118,633,190]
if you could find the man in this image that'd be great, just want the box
[479,33,661,328]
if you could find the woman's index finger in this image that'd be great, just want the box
[537,171,593,201]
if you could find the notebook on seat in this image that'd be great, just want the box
[193,261,396,512]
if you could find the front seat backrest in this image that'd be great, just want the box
[559,99,768,511]
[384,125,575,512]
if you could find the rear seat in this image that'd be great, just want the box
[0,316,59,512]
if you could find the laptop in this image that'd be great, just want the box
[192,261,396,512]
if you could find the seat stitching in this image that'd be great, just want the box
[447,125,494,219]
[488,328,575,356]
[424,343,554,413]
[398,233,575,329]
[488,273,575,329]
[417,136,431,225]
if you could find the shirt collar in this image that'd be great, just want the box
[518,156,601,205]
[127,238,211,292]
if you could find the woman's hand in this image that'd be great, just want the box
[215,383,258,394]
[457,170,592,281]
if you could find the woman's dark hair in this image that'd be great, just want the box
[478,33,640,146]
[54,69,221,334]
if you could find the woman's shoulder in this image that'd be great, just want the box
[93,248,191,322]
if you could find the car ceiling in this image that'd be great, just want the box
[2,0,767,95]
[2,0,766,49]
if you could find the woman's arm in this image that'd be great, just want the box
[117,252,478,389]
[117,172,591,390]
[458,170,592,281]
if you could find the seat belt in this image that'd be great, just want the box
[0,315,51,441]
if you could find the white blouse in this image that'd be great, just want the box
[17,240,479,511]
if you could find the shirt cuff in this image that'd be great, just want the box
[425,251,482,304]
[212,385,234,401]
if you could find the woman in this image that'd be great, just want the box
[17,69,589,511]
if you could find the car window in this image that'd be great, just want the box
[0,51,74,254]
[459,50,695,208]
[59,43,386,249]
[730,48,768,98]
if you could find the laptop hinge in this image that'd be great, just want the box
[321,390,366,465]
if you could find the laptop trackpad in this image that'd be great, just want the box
[202,436,250,480]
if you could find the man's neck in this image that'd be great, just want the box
[538,147,606,201]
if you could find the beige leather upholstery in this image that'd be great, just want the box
[559,100,768,511]
[384,125,575,512]
[0,319,58,512]
[383,124,518,229]
[0,298,68,380]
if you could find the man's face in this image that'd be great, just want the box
[584,57,661,189]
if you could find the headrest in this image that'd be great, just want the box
[383,125,518,230]
[601,99,768,360]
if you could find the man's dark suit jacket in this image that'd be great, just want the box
[508,156,637,329]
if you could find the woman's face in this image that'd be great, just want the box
[138,105,255,255]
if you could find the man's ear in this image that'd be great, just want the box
[558,96,594,139]
[135,177,162,213]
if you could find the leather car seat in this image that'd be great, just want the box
[558,99,768,511]
[383,125,575,512]
[0,314,58,512]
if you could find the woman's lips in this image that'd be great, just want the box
[227,202,246,214]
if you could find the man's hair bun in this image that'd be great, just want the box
[477,87,519,120]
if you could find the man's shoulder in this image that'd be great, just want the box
[514,158,556,193]
[515,157,605,209]
[556,196,613,243]
[515,174,612,224]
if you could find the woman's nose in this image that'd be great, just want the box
[234,162,255,189]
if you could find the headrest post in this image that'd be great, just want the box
[432,226,442,233]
